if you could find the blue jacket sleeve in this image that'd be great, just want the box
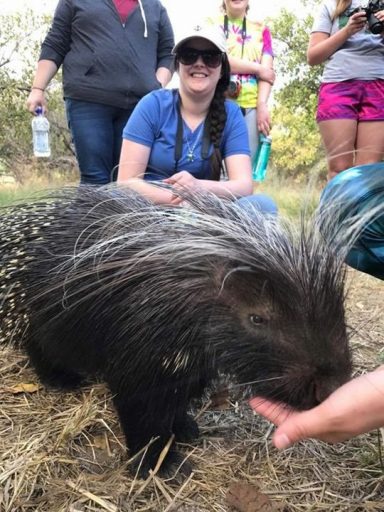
[156,4,175,70]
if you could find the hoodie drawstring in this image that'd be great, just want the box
[137,0,148,38]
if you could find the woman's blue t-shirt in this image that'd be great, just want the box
[122,88,250,181]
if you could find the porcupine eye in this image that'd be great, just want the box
[249,314,264,326]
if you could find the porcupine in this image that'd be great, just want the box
[0,185,362,479]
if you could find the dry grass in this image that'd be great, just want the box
[0,270,383,512]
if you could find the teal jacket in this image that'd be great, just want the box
[320,163,384,280]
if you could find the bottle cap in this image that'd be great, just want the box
[35,106,43,116]
[260,134,272,143]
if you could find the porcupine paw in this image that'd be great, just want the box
[26,343,85,390]
[173,413,199,443]
[33,363,84,390]
[158,450,193,481]
[130,449,193,481]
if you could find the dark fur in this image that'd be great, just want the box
[0,186,353,478]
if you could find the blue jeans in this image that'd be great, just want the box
[65,99,133,185]
[236,194,278,216]
[243,108,259,163]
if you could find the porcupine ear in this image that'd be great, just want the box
[213,265,276,312]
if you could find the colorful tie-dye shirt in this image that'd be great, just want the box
[207,15,274,108]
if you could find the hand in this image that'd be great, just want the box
[257,103,271,136]
[163,171,202,205]
[249,365,384,448]
[26,89,47,115]
[375,9,384,36]
[346,11,368,36]
[255,64,275,85]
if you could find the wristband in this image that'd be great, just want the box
[31,86,45,92]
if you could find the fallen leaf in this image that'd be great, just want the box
[93,434,108,450]
[226,481,279,512]
[8,382,41,394]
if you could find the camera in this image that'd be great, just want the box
[348,0,384,34]
[227,79,242,99]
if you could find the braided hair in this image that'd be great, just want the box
[206,54,230,180]
[174,52,231,181]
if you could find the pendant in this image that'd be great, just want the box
[187,150,194,162]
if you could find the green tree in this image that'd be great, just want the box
[0,10,74,183]
[269,1,326,182]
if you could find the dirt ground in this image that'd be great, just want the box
[0,269,383,512]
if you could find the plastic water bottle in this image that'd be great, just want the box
[252,134,272,182]
[32,106,51,158]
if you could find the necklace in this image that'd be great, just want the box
[185,123,204,162]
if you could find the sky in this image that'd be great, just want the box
[0,0,301,31]
[0,0,304,87]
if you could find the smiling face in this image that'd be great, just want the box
[223,0,249,18]
[177,38,223,100]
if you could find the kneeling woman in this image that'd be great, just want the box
[321,163,384,280]
[118,25,276,214]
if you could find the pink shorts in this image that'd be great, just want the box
[316,79,384,123]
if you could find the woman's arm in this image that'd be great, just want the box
[117,139,175,204]
[256,53,273,135]
[156,5,175,74]
[26,60,58,114]
[307,11,367,66]
[27,0,72,114]
[156,67,172,88]
[249,365,384,448]
[228,56,275,84]
[164,154,253,201]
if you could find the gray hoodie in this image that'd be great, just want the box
[40,0,174,109]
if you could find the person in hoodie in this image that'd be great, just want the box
[26,0,174,185]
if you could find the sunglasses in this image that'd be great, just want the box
[177,48,223,68]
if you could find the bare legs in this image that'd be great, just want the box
[319,120,384,180]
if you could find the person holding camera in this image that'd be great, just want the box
[27,0,174,185]
[307,0,384,180]
[206,0,275,162]
[117,24,277,215]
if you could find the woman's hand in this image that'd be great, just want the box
[164,171,203,205]
[375,9,384,36]
[26,89,47,115]
[346,10,368,36]
[249,365,384,448]
[257,102,271,136]
[255,64,275,85]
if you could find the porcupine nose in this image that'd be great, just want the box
[314,378,341,404]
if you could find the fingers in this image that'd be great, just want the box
[257,110,271,136]
[249,397,295,425]
[252,369,384,450]
[249,398,339,448]
[258,122,270,136]
[170,195,183,205]
[26,90,47,115]
[348,11,367,33]
[272,411,320,449]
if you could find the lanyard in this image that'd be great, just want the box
[224,14,247,59]
[174,92,211,172]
